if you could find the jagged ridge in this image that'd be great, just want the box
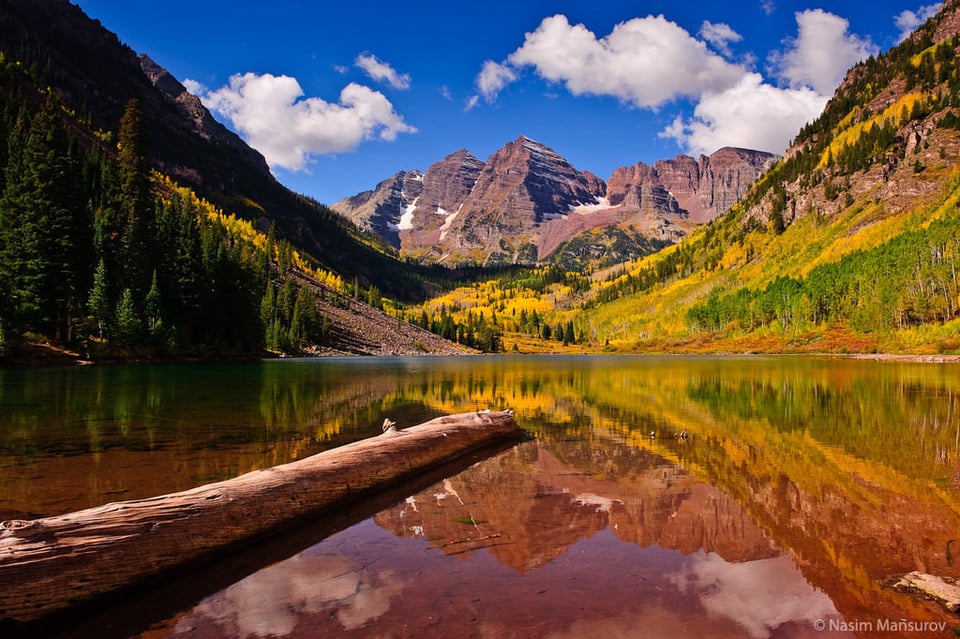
[333,136,774,268]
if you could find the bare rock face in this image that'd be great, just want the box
[581,170,607,198]
[608,148,775,225]
[607,162,683,214]
[332,171,424,248]
[539,147,773,262]
[138,54,272,182]
[440,136,605,264]
[420,149,484,212]
[398,150,484,257]
[461,136,603,223]
[652,155,702,217]
[333,139,774,266]
[700,147,776,220]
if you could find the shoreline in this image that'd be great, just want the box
[3,345,959,368]
[838,353,960,363]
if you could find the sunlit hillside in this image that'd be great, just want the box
[406,2,960,356]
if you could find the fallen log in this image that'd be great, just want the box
[894,571,960,612]
[0,410,523,625]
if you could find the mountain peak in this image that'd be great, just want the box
[333,138,773,267]
[444,148,484,170]
[510,135,561,161]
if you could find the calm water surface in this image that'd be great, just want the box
[2,355,960,638]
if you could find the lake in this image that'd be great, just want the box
[2,355,959,637]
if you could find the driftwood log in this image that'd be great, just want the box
[0,410,522,624]
[895,571,960,612]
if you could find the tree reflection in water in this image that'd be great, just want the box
[3,355,959,637]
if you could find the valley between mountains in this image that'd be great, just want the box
[3,0,960,360]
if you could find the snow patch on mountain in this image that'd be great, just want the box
[439,205,461,241]
[570,197,615,215]
[396,196,419,231]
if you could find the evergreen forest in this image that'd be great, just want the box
[0,62,326,358]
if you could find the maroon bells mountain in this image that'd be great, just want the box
[332,136,775,267]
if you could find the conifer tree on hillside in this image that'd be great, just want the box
[88,257,109,339]
[117,98,154,300]
[0,95,91,341]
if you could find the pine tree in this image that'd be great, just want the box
[88,258,110,339]
[266,317,283,352]
[113,287,141,348]
[260,284,276,329]
[170,199,203,345]
[0,96,88,340]
[145,270,163,339]
[0,113,28,334]
[293,285,322,345]
[261,221,276,281]
[117,99,154,298]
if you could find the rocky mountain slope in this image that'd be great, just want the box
[333,137,774,267]
[0,0,477,359]
[288,272,471,356]
[0,0,456,303]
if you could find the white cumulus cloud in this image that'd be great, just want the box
[666,9,874,157]
[660,73,827,156]
[504,14,744,108]
[770,9,878,94]
[475,9,875,160]
[190,72,416,171]
[699,21,743,58]
[475,60,517,103]
[354,53,411,90]
[895,3,942,41]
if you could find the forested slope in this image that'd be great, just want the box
[0,0,477,359]
[0,71,325,357]
[618,0,960,353]
[404,0,960,355]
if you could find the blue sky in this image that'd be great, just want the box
[74,1,941,205]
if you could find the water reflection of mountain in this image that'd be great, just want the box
[379,357,960,627]
[616,375,960,630]
[162,439,841,639]
[375,440,779,571]
[7,356,960,635]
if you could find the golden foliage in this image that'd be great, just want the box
[818,92,930,168]
[156,175,346,293]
